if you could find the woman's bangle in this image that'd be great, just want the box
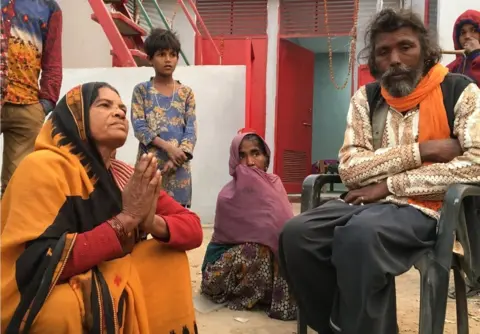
[108,216,128,240]
[108,215,139,253]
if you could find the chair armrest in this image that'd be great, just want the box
[435,184,480,271]
[301,174,343,212]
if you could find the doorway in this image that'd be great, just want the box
[274,35,354,194]
[274,38,314,194]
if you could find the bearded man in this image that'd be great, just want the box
[279,9,480,334]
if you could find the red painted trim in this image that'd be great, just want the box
[182,0,222,64]
[245,39,253,128]
[181,1,203,65]
[198,36,267,41]
[273,8,282,175]
[194,35,203,65]
[178,1,202,37]
[88,0,136,67]
[201,35,268,40]
[91,12,147,36]
[116,2,135,22]
[424,0,430,25]
[279,33,351,38]
[111,12,147,36]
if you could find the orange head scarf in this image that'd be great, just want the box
[381,63,450,211]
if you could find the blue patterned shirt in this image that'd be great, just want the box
[131,80,197,206]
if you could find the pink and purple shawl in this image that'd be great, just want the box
[211,132,294,254]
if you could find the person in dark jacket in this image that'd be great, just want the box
[446,9,480,300]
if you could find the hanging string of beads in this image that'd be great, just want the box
[323,0,360,90]
[219,35,225,65]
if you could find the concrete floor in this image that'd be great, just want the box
[188,204,480,333]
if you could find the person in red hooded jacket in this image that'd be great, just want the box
[446,10,480,85]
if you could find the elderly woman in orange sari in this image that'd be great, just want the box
[1,82,203,333]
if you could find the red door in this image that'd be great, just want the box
[274,39,314,194]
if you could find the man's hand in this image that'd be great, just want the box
[344,181,390,205]
[419,139,463,163]
[464,39,480,54]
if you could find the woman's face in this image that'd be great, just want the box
[239,138,268,171]
[89,87,129,150]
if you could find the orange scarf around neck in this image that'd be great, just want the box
[381,64,450,212]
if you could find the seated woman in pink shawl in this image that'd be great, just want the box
[201,130,297,320]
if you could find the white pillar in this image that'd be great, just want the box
[376,0,384,11]
[265,0,280,172]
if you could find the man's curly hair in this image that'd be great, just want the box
[359,8,442,78]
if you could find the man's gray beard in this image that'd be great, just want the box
[380,65,424,97]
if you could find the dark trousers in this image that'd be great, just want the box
[279,200,437,334]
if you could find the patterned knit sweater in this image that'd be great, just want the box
[338,83,480,219]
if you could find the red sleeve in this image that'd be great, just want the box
[59,222,123,281]
[155,191,203,251]
[469,54,480,86]
[446,59,459,72]
[39,8,62,106]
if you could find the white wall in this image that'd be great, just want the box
[60,0,112,68]
[0,66,246,224]
[60,0,196,68]
[409,0,426,20]
[60,66,245,223]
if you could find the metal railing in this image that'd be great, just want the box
[132,0,190,65]
[177,0,222,65]
[127,0,223,65]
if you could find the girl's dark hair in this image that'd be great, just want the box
[144,28,181,59]
[91,82,120,101]
[359,8,442,78]
[242,133,270,168]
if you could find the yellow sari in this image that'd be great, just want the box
[1,83,197,333]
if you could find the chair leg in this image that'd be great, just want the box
[297,309,308,334]
[416,256,450,334]
[418,263,433,334]
[453,265,469,334]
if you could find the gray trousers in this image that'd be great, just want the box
[279,200,437,334]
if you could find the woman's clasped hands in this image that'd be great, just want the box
[118,153,162,233]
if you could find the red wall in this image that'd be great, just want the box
[357,64,376,87]
[195,37,267,138]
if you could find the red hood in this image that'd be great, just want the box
[452,10,480,50]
